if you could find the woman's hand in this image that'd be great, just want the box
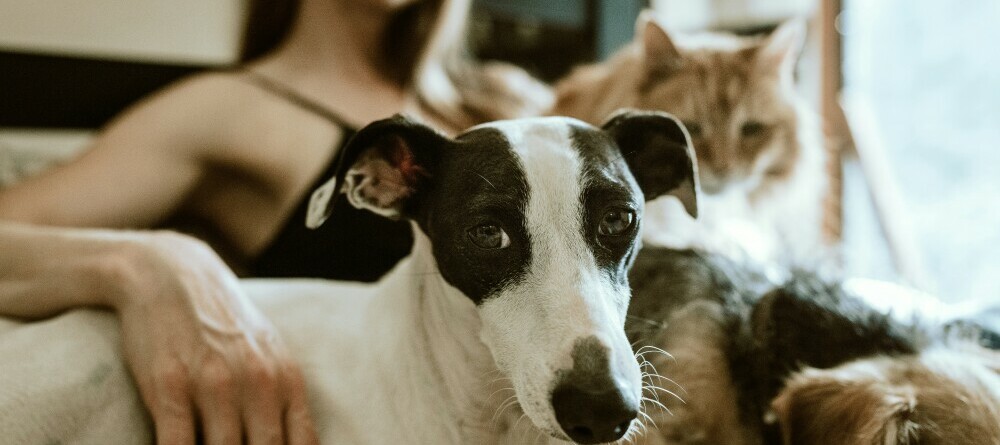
[113,232,319,445]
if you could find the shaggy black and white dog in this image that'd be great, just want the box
[626,247,1000,445]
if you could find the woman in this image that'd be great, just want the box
[0,0,550,443]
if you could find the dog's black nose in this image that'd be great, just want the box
[552,382,637,443]
[551,336,638,444]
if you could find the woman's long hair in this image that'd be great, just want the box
[238,0,552,130]
[239,0,301,63]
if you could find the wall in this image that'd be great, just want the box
[0,0,244,64]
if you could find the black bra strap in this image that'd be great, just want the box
[237,70,353,128]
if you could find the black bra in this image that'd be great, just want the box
[239,71,413,282]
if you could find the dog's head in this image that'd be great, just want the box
[770,349,1000,445]
[307,111,698,443]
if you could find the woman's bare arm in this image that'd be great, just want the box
[0,222,133,315]
[0,73,319,445]
[0,222,318,445]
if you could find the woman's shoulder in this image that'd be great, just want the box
[116,70,338,158]
[167,70,349,131]
[132,70,274,124]
[103,71,262,146]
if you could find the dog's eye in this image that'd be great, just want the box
[741,121,768,137]
[467,224,510,249]
[597,208,636,237]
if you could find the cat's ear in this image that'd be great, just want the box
[636,10,682,76]
[305,115,447,228]
[603,109,700,217]
[758,19,806,79]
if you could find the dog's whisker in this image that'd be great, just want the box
[635,352,652,367]
[644,371,687,395]
[642,374,661,389]
[491,405,514,425]
[643,370,669,385]
[642,388,660,403]
[640,371,660,402]
[642,395,669,413]
[621,412,649,445]
[646,384,686,404]
[643,384,663,406]
[636,413,653,440]
[642,348,674,364]
[640,370,674,387]
[473,172,498,190]
[632,347,649,358]
[640,414,652,437]
[633,344,662,355]
[484,375,513,390]
[486,375,512,384]
[645,377,684,399]
[638,358,660,370]
[642,367,686,405]
[490,394,519,424]
[639,359,687,395]
[486,386,515,403]
[640,405,664,423]
[637,413,657,442]
[640,362,685,401]
[626,315,666,330]
[634,345,675,360]
[639,361,659,375]
[480,368,504,379]
[494,397,518,417]
[642,381,664,408]
[512,413,533,444]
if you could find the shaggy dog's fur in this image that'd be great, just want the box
[626,247,1000,445]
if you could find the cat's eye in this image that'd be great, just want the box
[682,122,703,138]
[467,224,510,249]
[597,208,636,237]
[741,121,768,137]
[765,165,788,177]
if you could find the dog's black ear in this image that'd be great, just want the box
[306,115,448,228]
[602,109,699,217]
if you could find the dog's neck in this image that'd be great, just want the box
[369,227,530,443]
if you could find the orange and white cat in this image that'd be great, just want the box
[552,12,828,266]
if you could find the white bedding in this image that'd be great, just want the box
[0,310,150,444]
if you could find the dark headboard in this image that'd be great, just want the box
[0,51,208,129]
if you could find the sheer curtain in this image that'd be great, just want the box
[842,0,1000,301]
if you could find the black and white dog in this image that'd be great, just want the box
[0,111,700,444]
[625,247,1000,445]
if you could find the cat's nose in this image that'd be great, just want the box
[701,180,723,194]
